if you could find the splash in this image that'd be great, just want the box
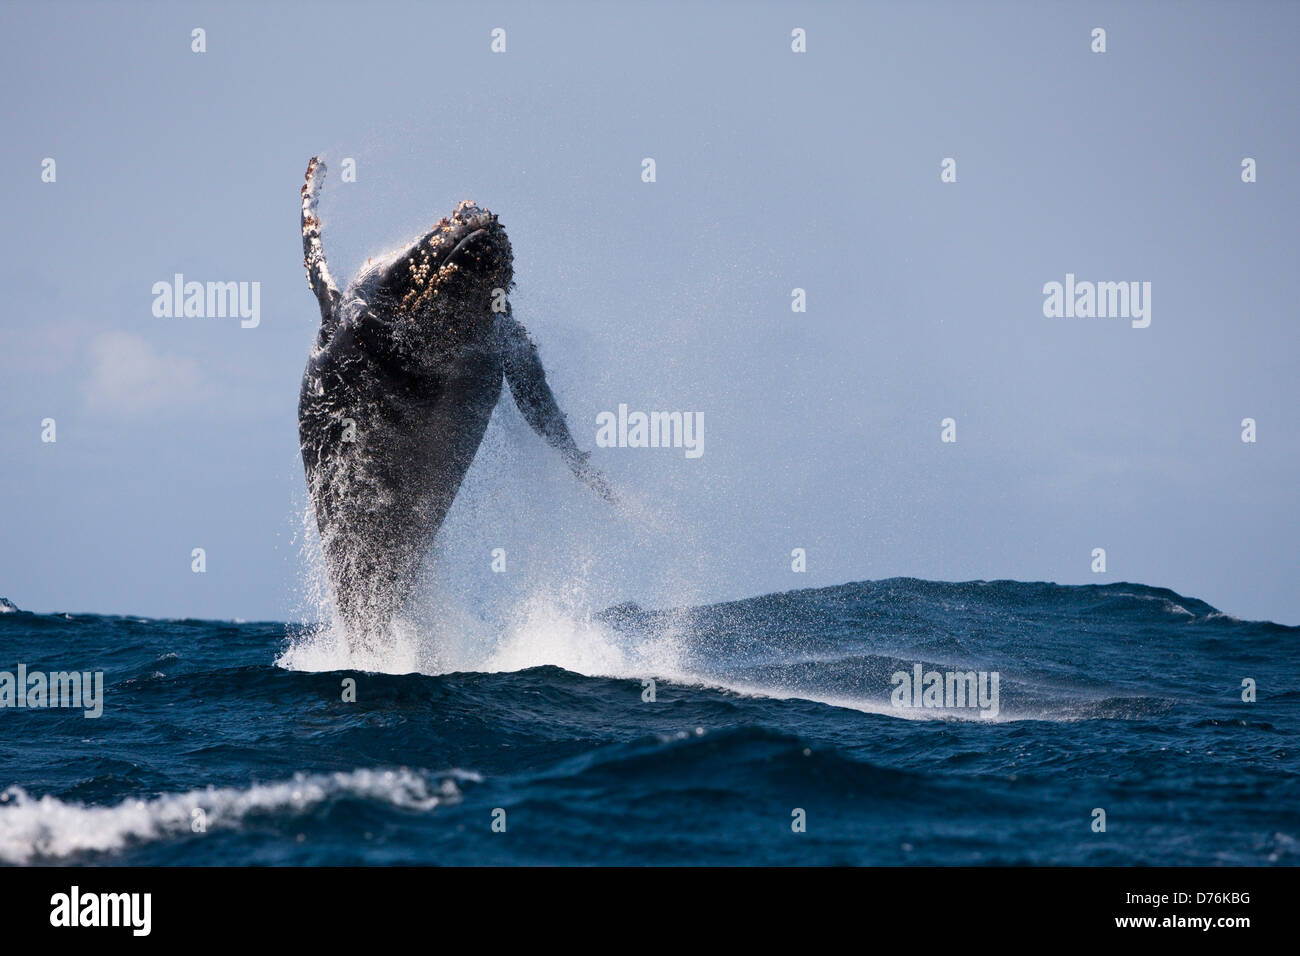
[283,387,709,678]
[481,594,687,678]
[277,619,424,674]
[278,588,689,682]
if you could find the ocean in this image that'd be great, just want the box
[0,578,1295,865]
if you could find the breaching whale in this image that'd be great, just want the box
[297,157,611,645]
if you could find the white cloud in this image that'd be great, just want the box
[83,332,206,416]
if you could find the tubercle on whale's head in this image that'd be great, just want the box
[394,200,515,320]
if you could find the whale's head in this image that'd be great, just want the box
[390,200,514,321]
[344,201,514,362]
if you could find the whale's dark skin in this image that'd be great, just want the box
[297,158,611,643]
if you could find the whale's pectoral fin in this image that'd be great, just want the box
[301,157,341,340]
[499,313,615,503]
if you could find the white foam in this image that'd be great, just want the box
[481,594,688,679]
[0,767,476,863]
[1109,591,1197,617]
[277,591,688,681]
[277,618,424,674]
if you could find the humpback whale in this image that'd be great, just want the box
[297,158,611,644]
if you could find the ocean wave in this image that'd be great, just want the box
[0,768,479,864]
[270,590,1183,725]
[3,576,1294,864]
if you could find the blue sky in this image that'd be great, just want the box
[1,1,1296,623]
